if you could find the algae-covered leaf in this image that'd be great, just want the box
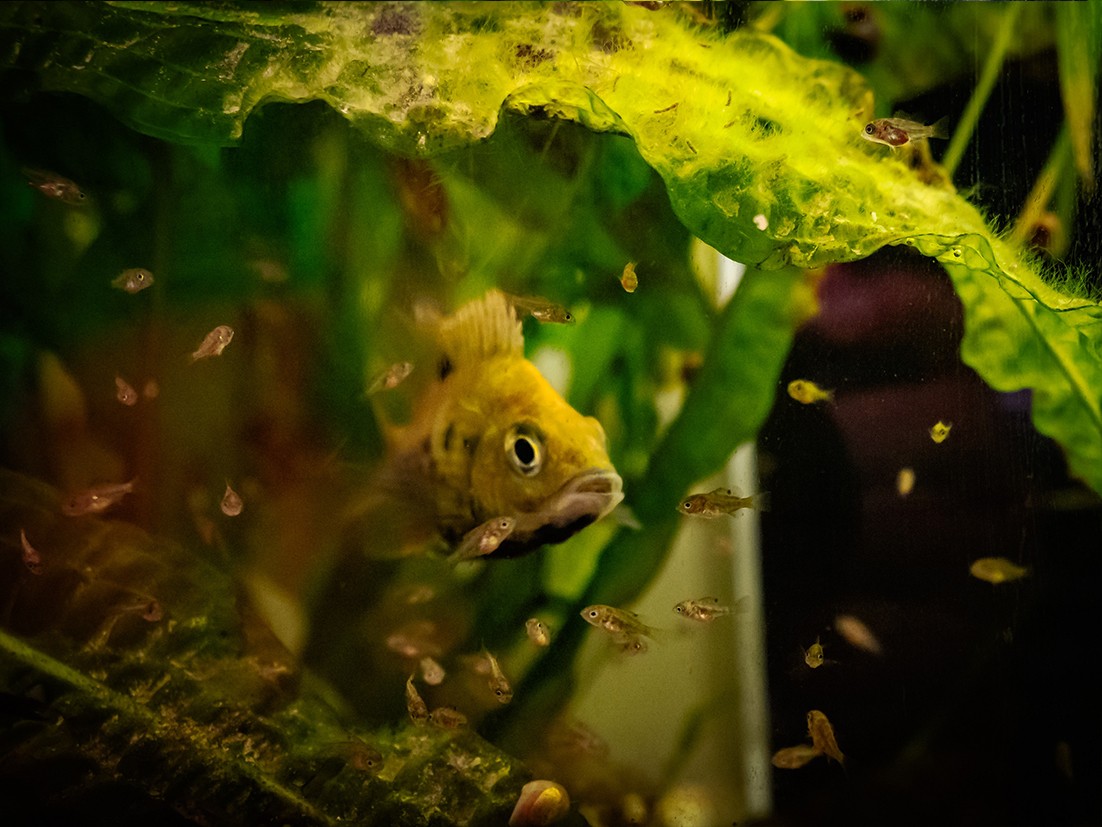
[2,1,1098,496]
[920,233,1102,493]
[0,470,529,825]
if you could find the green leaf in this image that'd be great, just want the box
[920,233,1102,493]
[4,2,1094,493]
[0,469,529,824]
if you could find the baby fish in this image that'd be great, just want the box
[19,529,43,575]
[673,596,732,622]
[111,268,154,294]
[969,557,1030,585]
[221,482,244,517]
[420,656,446,686]
[429,705,468,729]
[677,488,769,518]
[391,157,448,241]
[22,167,88,205]
[506,293,575,324]
[142,379,160,399]
[190,325,234,362]
[449,516,517,563]
[620,262,638,293]
[834,614,883,655]
[509,780,571,827]
[787,379,834,405]
[525,617,552,647]
[771,744,824,769]
[896,467,916,496]
[929,420,952,443]
[405,674,429,726]
[122,597,163,623]
[807,710,844,765]
[61,479,135,516]
[581,604,655,640]
[546,717,609,759]
[367,361,414,394]
[482,648,513,704]
[386,619,444,659]
[862,116,948,148]
[396,583,437,605]
[115,375,138,406]
[804,637,825,669]
[334,740,383,773]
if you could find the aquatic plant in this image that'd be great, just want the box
[0,1,1099,823]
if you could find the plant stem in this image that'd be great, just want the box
[942,3,1023,178]
[1010,123,1070,248]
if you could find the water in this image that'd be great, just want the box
[1,3,1100,826]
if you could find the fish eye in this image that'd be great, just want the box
[864,124,874,134]
[588,609,599,618]
[505,425,544,477]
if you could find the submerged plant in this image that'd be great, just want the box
[0,1,1099,823]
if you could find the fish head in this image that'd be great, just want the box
[461,358,622,552]
[403,291,621,555]
[580,605,615,629]
[861,120,908,147]
[678,495,707,516]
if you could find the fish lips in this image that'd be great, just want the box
[495,467,624,556]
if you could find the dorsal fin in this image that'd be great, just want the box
[437,290,523,366]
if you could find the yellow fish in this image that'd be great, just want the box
[673,596,736,622]
[428,705,468,729]
[505,293,575,324]
[807,710,844,765]
[366,361,414,394]
[677,488,769,518]
[787,379,834,405]
[929,420,952,443]
[620,261,638,293]
[448,515,516,563]
[580,604,654,640]
[525,617,552,647]
[482,648,513,704]
[771,744,824,769]
[896,467,916,496]
[969,557,1030,585]
[405,674,429,726]
[379,290,622,555]
[804,637,825,669]
[111,268,155,294]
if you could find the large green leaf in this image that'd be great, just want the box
[2,1,1098,496]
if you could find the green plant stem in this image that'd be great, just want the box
[1010,123,1070,248]
[942,3,1023,178]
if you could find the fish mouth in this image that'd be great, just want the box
[495,468,624,557]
